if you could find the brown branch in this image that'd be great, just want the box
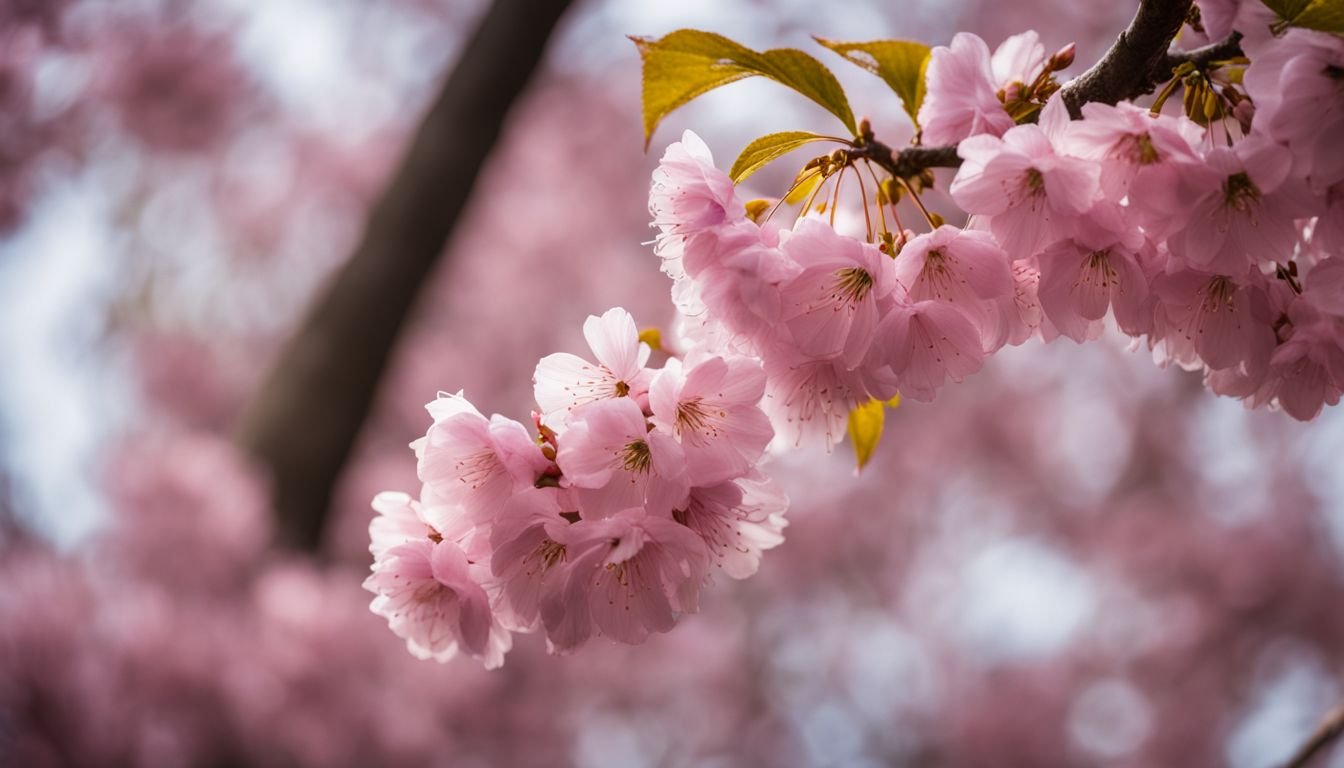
[1059,0,1194,116]
[1283,704,1344,768]
[859,7,1243,178]
[235,0,575,552]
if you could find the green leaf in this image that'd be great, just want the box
[632,30,857,148]
[1292,0,1344,32]
[816,38,932,126]
[729,131,832,184]
[1260,0,1314,21]
[1261,0,1344,32]
[846,398,886,473]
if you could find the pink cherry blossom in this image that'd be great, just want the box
[1064,101,1205,222]
[488,487,576,632]
[554,396,689,518]
[683,219,800,346]
[875,299,986,402]
[413,393,550,525]
[1150,268,1275,373]
[918,32,1015,146]
[648,354,774,486]
[759,353,884,448]
[776,217,897,368]
[893,225,1013,344]
[1243,29,1344,193]
[1166,136,1313,275]
[540,508,709,651]
[950,121,1099,258]
[533,307,654,423]
[675,477,787,580]
[369,491,434,559]
[1036,203,1154,341]
[990,31,1049,89]
[364,537,511,668]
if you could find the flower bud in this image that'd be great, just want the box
[1048,42,1076,71]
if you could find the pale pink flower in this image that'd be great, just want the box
[893,225,1013,344]
[990,31,1049,88]
[759,353,885,448]
[648,355,773,486]
[554,397,689,518]
[1064,102,1204,217]
[1244,29,1344,192]
[918,32,1015,145]
[369,491,434,559]
[1167,136,1313,275]
[776,218,898,368]
[413,393,550,526]
[534,307,654,423]
[364,538,511,668]
[675,477,787,580]
[685,220,800,346]
[540,508,709,651]
[488,487,576,632]
[1036,203,1154,341]
[874,299,985,402]
[1150,268,1275,373]
[950,121,1099,258]
[650,130,740,239]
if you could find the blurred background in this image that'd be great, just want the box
[2,0,1343,766]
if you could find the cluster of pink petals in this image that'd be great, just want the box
[939,23,1344,420]
[654,132,1025,447]
[366,308,788,666]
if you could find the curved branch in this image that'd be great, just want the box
[1059,0,1195,116]
[236,0,575,552]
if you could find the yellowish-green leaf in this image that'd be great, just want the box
[632,30,857,148]
[846,398,886,473]
[816,38,932,125]
[638,327,663,352]
[783,166,824,204]
[729,131,832,184]
[1260,0,1314,21]
[1292,0,1344,32]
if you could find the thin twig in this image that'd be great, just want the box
[1283,704,1344,768]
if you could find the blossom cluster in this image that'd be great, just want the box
[364,308,787,667]
[657,24,1344,425]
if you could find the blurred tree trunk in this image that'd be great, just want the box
[236,0,575,552]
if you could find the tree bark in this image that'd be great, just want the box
[236,0,575,551]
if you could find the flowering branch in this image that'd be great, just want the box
[1283,704,1344,768]
[855,7,1243,179]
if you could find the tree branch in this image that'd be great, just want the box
[1283,704,1344,768]
[235,0,575,552]
[861,6,1243,179]
[1059,0,1195,116]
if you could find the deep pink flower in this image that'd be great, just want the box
[534,307,654,424]
[554,397,689,518]
[648,355,773,486]
[539,508,709,651]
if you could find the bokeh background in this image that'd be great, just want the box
[2,0,1343,766]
